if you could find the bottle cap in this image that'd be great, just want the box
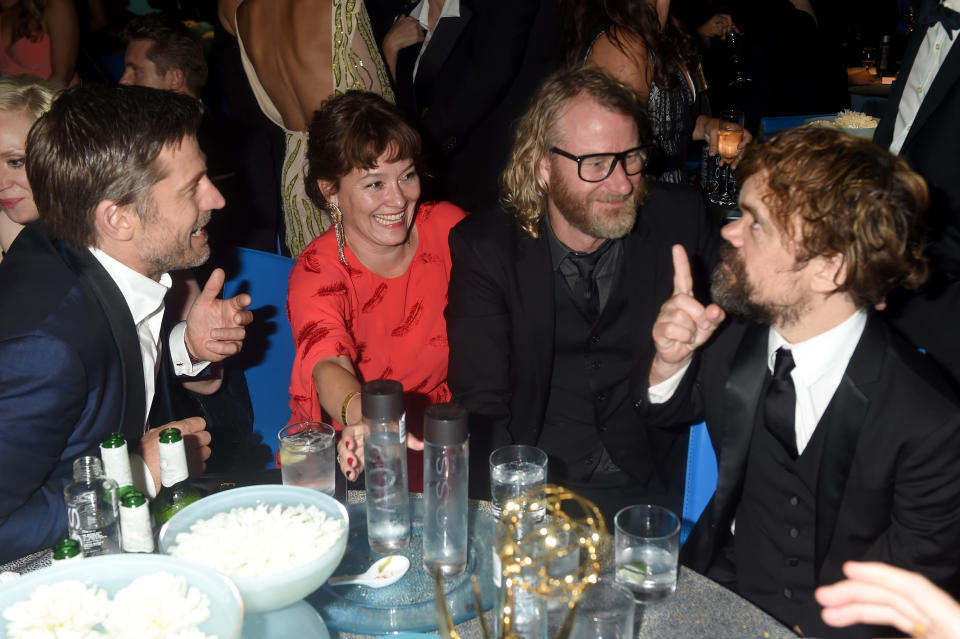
[159,427,183,444]
[101,432,126,448]
[120,489,147,508]
[361,379,404,420]
[52,538,82,560]
[424,403,468,445]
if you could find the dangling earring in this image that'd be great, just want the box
[329,202,348,267]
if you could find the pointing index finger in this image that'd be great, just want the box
[672,244,694,296]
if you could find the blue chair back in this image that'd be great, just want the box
[221,248,296,465]
[681,421,718,546]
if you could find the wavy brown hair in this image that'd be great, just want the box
[737,127,928,308]
[305,91,421,210]
[501,67,647,238]
[561,0,699,91]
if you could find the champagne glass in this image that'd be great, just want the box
[711,108,744,207]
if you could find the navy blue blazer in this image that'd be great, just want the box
[0,222,146,561]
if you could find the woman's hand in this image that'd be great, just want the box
[696,13,737,41]
[337,427,425,482]
[382,16,425,80]
[816,561,960,639]
[696,115,753,168]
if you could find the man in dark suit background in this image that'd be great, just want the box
[0,86,252,561]
[875,0,960,387]
[648,127,960,637]
[382,0,563,214]
[445,68,715,521]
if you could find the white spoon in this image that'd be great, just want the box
[327,555,411,588]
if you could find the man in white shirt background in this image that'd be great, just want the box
[646,126,960,638]
[0,85,252,561]
[875,0,960,388]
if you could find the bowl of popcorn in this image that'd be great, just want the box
[0,554,243,638]
[158,484,349,613]
[803,110,878,139]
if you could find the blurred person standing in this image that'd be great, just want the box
[382,0,563,213]
[225,0,393,257]
[0,0,79,86]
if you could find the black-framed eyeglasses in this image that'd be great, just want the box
[549,145,647,182]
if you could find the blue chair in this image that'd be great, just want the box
[221,248,297,466]
[681,421,718,546]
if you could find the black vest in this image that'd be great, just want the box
[733,392,830,635]
[538,262,632,482]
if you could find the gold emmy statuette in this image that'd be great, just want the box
[434,485,610,639]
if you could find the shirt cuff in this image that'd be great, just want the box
[647,361,692,404]
[169,321,210,377]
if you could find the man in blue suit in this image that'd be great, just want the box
[0,85,253,561]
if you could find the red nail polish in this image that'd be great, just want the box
[348,457,356,467]
[345,441,352,450]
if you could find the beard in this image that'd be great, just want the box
[549,168,644,240]
[710,244,806,327]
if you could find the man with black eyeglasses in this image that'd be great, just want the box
[445,67,716,520]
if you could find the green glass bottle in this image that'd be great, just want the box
[51,538,83,562]
[100,432,135,500]
[120,489,154,553]
[150,428,201,527]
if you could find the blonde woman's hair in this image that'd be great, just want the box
[0,75,62,121]
[500,67,647,237]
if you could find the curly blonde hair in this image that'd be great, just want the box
[500,67,647,238]
[737,127,928,307]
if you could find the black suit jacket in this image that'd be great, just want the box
[393,0,563,213]
[874,2,960,276]
[650,313,960,636]
[0,222,150,560]
[446,183,716,506]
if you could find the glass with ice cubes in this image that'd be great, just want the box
[489,445,548,519]
[278,422,336,496]
[614,504,680,602]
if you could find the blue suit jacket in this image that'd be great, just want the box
[0,221,146,561]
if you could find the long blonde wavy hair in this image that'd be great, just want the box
[500,67,647,238]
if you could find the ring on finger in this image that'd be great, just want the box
[912,623,927,639]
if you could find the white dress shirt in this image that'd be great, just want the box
[89,249,209,496]
[890,0,960,155]
[649,310,868,455]
[409,0,461,81]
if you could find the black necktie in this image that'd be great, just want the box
[568,252,601,321]
[764,347,798,459]
[919,1,960,38]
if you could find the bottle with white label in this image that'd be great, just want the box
[362,379,410,553]
[100,432,134,500]
[150,427,201,527]
[423,402,469,577]
[119,489,154,553]
[63,456,121,556]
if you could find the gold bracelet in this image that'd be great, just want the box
[341,390,360,426]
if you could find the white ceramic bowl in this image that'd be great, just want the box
[158,484,348,613]
[802,115,877,139]
[0,554,243,638]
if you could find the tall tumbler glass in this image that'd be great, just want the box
[489,445,548,519]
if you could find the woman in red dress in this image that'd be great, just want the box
[287,91,466,488]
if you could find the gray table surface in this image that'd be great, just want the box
[1,490,797,639]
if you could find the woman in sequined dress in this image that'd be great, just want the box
[222,0,394,257]
[563,0,750,185]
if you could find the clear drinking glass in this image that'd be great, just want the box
[569,579,636,639]
[614,504,680,602]
[278,422,336,496]
[489,445,548,519]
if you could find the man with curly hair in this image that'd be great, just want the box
[648,126,960,637]
[445,67,714,521]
